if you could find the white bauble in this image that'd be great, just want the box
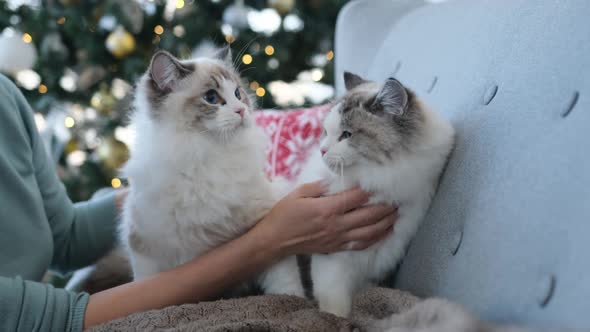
[0,30,38,74]
[223,0,251,29]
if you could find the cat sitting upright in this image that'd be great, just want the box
[296,72,455,317]
[120,48,293,289]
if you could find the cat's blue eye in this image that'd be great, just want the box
[204,90,219,104]
[234,87,241,100]
[339,131,352,141]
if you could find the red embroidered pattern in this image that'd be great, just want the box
[255,105,330,181]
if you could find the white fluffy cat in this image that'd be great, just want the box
[119,49,298,294]
[294,72,455,317]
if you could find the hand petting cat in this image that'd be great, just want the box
[253,181,398,257]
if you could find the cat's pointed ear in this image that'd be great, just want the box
[214,45,233,67]
[371,77,409,116]
[343,71,368,90]
[149,51,194,93]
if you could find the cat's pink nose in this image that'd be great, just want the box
[321,149,327,156]
[235,108,245,118]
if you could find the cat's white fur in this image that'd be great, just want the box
[119,54,299,294]
[295,100,455,317]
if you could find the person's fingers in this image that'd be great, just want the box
[315,186,370,215]
[338,204,397,232]
[294,181,328,198]
[342,212,396,243]
[345,225,394,251]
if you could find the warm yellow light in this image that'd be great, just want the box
[242,54,253,65]
[22,33,32,43]
[326,50,334,61]
[154,25,164,35]
[64,116,75,128]
[111,178,122,188]
[256,87,266,97]
[249,81,259,90]
[57,17,66,25]
[176,0,185,9]
[38,84,47,94]
[264,45,275,56]
[225,35,235,44]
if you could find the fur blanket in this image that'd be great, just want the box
[87,287,565,332]
[68,254,570,332]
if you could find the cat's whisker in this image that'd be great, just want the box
[233,37,260,69]
[196,128,214,135]
[239,67,257,76]
[221,128,236,144]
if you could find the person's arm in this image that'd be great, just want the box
[84,182,397,329]
[84,216,275,328]
[8,75,121,273]
[0,276,89,332]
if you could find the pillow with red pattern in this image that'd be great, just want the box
[254,104,330,182]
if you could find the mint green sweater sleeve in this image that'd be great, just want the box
[0,277,89,332]
[0,74,120,331]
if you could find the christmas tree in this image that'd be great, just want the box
[0,0,345,202]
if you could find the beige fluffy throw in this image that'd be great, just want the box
[88,287,564,332]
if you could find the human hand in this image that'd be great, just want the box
[252,181,398,258]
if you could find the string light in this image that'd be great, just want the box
[311,69,324,82]
[225,35,235,43]
[173,25,185,37]
[176,0,185,9]
[242,54,253,65]
[326,50,334,61]
[154,25,164,35]
[111,178,122,188]
[64,116,75,128]
[256,87,266,97]
[249,81,259,90]
[267,58,279,69]
[264,45,275,56]
[38,84,48,94]
[57,17,66,25]
[22,33,32,43]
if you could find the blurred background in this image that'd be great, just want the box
[0,0,346,202]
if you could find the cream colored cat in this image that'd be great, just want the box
[119,49,302,296]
